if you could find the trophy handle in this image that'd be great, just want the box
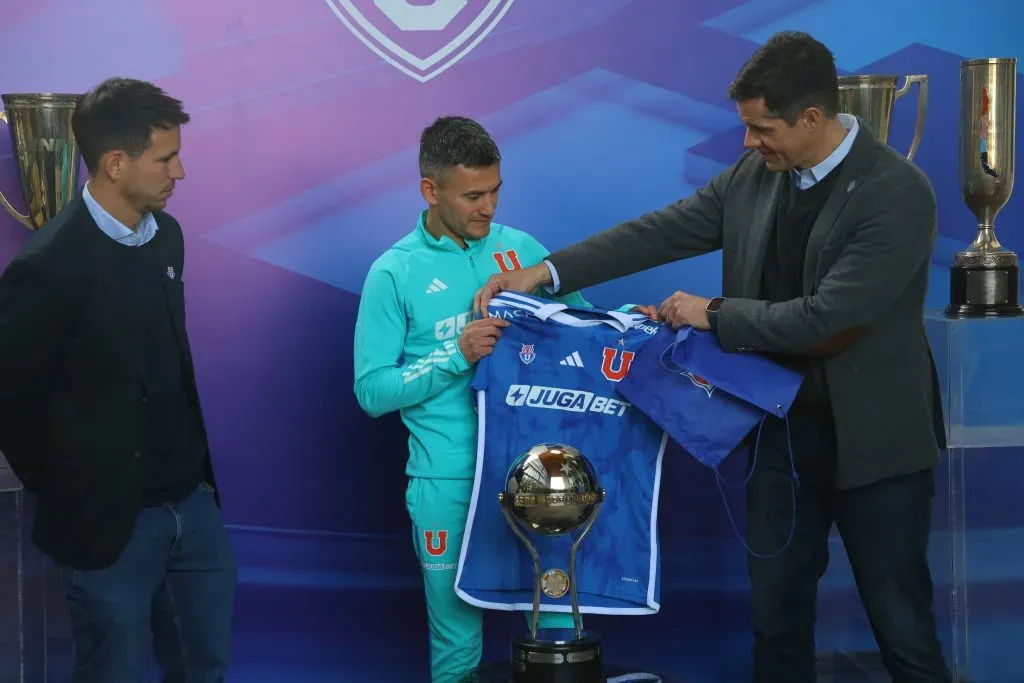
[894,74,928,161]
[499,494,545,640]
[567,489,605,641]
[0,111,33,230]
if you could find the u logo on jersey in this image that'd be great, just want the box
[492,249,522,272]
[682,371,716,397]
[600,348,635,382]
[424,530,448,557]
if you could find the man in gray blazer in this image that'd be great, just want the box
[473,31,951,683]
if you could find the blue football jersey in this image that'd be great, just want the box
[454,292,668,615]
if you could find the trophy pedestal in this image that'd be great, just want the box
[813,314,1024,681]
[511,629,602,683]
[925,313,1024,681]
[945,263,1024,318]
[0,456,61,683]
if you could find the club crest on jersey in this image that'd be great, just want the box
[492,249,522,273]
[600,347,635,382]
[682,371,716,397]
[519,343,536,365]
[424,529,448,557]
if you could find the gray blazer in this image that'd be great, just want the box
[547,121,945,489]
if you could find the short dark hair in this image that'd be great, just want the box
[727,31,839,125]
[418,116,500,182]
[72,77,190,173]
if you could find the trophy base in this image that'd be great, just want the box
[460,661,668,683]
[945,264,1024,319]
[944,302,1024,318]
[511,629,603,683]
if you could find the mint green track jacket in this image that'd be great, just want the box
[353,212,591,480]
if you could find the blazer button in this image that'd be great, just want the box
[134,451,142,459]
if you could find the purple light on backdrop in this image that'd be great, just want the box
[0,0,185,92]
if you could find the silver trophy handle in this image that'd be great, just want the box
[0,111,33,230]
[499,492,545,639]
[894,74,928,161]
[567,489,605,640]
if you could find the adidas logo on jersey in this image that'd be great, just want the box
[425,278,448,294]
[559,351,584,368]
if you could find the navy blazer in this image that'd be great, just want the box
[0,196,218,570]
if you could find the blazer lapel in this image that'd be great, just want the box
[801,118,879,292]
[741,172,784,297]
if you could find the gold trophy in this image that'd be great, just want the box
[946,58,1024,318]
[0,93,82,231]
[838,74,927,159]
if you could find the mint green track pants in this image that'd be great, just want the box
[406,477,578,683]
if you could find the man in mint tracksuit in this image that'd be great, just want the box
[353,117,597,682]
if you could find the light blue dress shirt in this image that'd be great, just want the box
[543,113,860,292]
[788,113,859,190]
[82,182,159,247]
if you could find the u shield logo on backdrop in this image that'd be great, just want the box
[323,0,516,83]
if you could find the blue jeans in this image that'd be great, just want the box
[57,482,238,683]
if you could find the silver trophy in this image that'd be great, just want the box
[499,444,606,683]
[946,58,1024,318]
[0,93,83,231]
[837,74,927,159]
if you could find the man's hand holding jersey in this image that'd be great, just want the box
[656,291,711,330]
[471,263,661,324]
[473,264,552,315]
[631,304,659,321]
[458,317,511,364]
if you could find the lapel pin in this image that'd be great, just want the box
[847,180,856,193]
[166,266,175,280]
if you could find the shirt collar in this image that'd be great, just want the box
[82,182,159,247]
[790,113,859,190]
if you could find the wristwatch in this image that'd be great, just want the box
[705,296,725,332]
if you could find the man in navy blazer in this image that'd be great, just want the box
[0,77,236,683]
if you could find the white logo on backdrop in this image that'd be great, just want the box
[324,0,515,83]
